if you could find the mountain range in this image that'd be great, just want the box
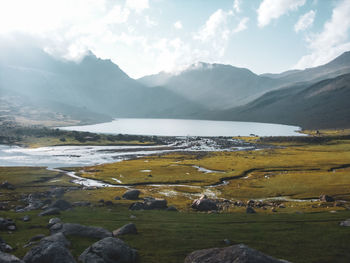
[1,37,350,129]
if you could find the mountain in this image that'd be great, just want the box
[260,52,350,85]
[0,39,206,125]
[139,62,282,110]
[216,73,350,129]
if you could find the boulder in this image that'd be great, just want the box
[72,201,90,207]
[129,198,168,210]
[50,200,72,211]
[79,237,137,263]
[29,234,46,242]
[122,190,141,200]
[22,215,30,222]
[23,233,75,263]
[0,181,15,190]
[50,223,112,239]
[47,218,61,228]
[0,251,23,263]
[319,195,335,202]
[191,195,218,211]
[184,244,289,263]
[340,219,350,227]
[49,188,65,198]
[113,223,137,237]
[0,218,16,231]
[246,207,256,214]
[38,208,60,217]
[0,237,13,253]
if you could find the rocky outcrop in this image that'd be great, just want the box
[340,219,350,227]
[0,181,15,190]
[319,195,335,202]
[0,251,23,263]
[191,195,218,211]
[113,223,137,237]
[79,237,137,263]
[38,208,60,217]
[129,198,168,210]
[50,223,112,239]
[0,218,16,231]
[23,233,75,263]
[184,244,289,263]
[49,200,72,211]
[246,207,256,214]
[0,237,13,253]
[122,190,141,200]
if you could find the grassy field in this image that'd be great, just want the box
[0,132,350,262]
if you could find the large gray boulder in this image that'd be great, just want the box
[79,237,137,263]
[340,219,350,227]
[50,223,112,239]
[129,198,168,210]
[50,200,72,211]
[23,233,75,263]
[191,195,218,211]
[122,190,141,200]
[38,208,60,217]
[184,244,289,263]
[113,223,137,237]
[0,251,23,263]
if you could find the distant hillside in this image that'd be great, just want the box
[217,73,350,129]
[139,62,282,110]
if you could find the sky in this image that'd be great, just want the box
[0,0,350,78]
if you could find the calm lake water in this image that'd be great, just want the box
[61,118,302,137]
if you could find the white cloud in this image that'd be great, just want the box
[174,21,182,30]
[294,10,316,32]
[233,17,249,33]
[125,0,149,13]
[233,0,242,13]
[257,0,306,27]
[194,9,228,41]
[145,16,157,27]
[295,0,350,69]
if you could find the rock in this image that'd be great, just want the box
[191,195,218,211]
[22,215,30,222]
[114,196,121,200]
[0,218,16,231]
[79,237,137,263]
[29,234,46,242]
[38,208,60,217]
[319,195,335,202]
[47,218,61,228]
[122,190,141,200]
[184,244,289,263]
[246,207,256,214]
[0,181,15,190]
[113,223,137,237]
[271,208,277,213]
[23,233,75,263]
[223,239,231,245]
[340,219,350,227]
[50,223,112,239]
[72,201,90,207]
[50,188,65,198]
[0,237,13,253]
[0,251,23,263]
[129,198,168,210]
[50,200,72,211]
[105,201,113,206]
[166,206,178,212]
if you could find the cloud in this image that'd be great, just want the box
[294,10,316,32]
[125,0,149,13]
[194,9,228,41]
[233,17,249,33]
[233,0,242,13]
[145,16,157,27]
[295,0,350,69]
[174,21,182,30]
[257,0,306,27]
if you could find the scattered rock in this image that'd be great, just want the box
[340,219,350,227]
[113,223,137,237]
[0,218,16,231]
[0,251,23,263]
[50,223,112,239]
[0,237,13,253]
[105,201,113,206]
[72,201,90,207]
[184,243,289,263]
[166,206,178,212]
[79,237,137,263]
[23,233,75,263]
[47,218,61,228]
[49,188,65,198]
[129,198,168,210]
[38,208,60,217]
[246,207,256,214]
[191,195,218,211]
[122,190,141,200]
[319,195,335,202]
[271,208,277,213]
[22,215,30,222]
[50,200,72,211]
[223,239,231,245]
[0,181,15,190]
[114,196,121,200]
[29,234,46,242]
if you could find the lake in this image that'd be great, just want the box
[60,118,302,137]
